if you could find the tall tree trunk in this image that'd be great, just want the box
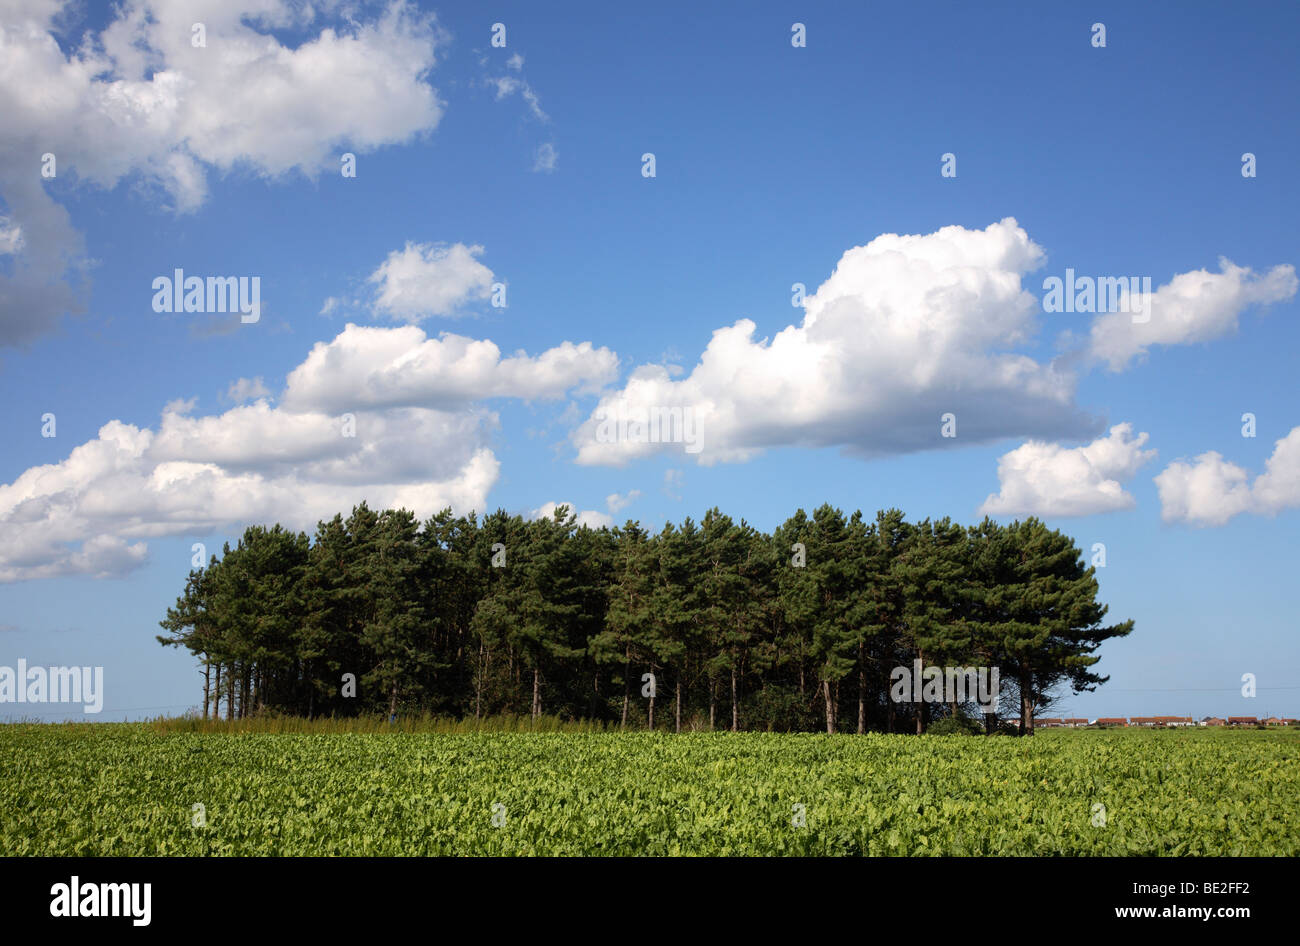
[475,642,485,720]
[730,668,738,732]
[620,646,630,729]
[388,682,398,720]
[857,643,866,735]
[823,678,834,734]
[648,667,655,730]
[709,679,716,731]
[214,663,222,721]
[1019,671,1035,736]
[915,654,925,734]
[227,664,234,721]
[202,659,210,721]
[675,678,682,733]
[532,667,541,721]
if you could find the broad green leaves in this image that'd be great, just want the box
[2,727,1296,856]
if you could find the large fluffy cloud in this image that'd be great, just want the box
[0,405,498,583]
[978,423,1157,518]
[1155,426,1300,526]
[0,0,446,345]
[1,0,443,203]
[282,323,619,414]
[573,218,1098,465]
[0,322,614,581]
[1086,259,1296,371]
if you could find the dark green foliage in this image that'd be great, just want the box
[159,503,1132,733]
[925,714,984,736]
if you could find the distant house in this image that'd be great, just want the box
[987,714,1282,730]
[1128,716,1195,728]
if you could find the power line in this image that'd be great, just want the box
[0,702,193,718]
[1102,685,1300,693]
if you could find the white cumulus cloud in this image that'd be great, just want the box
[573,218,1097,466]
[0,0,446,345]
[0,320,615,581]
[0,405,499,582]
[1155,426,1300,526]
[1087,259,1296,371]
[978,423,1157,518]
[281,323,619,414]
[367,242,496,321]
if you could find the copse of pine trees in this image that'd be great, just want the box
[157,502,1133,735]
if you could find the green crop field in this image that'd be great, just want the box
[3,724,1297,856]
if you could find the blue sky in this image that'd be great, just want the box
[1,0,1297,721]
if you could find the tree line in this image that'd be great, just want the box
[157,503,1133,735]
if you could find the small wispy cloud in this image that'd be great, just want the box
[534,142,558,173]
[489,75,548,121]
[606,490,641,514]
[662,469,683,501]
[226,377,271,404]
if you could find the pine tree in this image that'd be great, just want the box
[515,508,586,719]
[358,508,428,720]
[993,518,1135,734]
[592,521,658,727]
[157,503,1133,733]
[654,519,704,731]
